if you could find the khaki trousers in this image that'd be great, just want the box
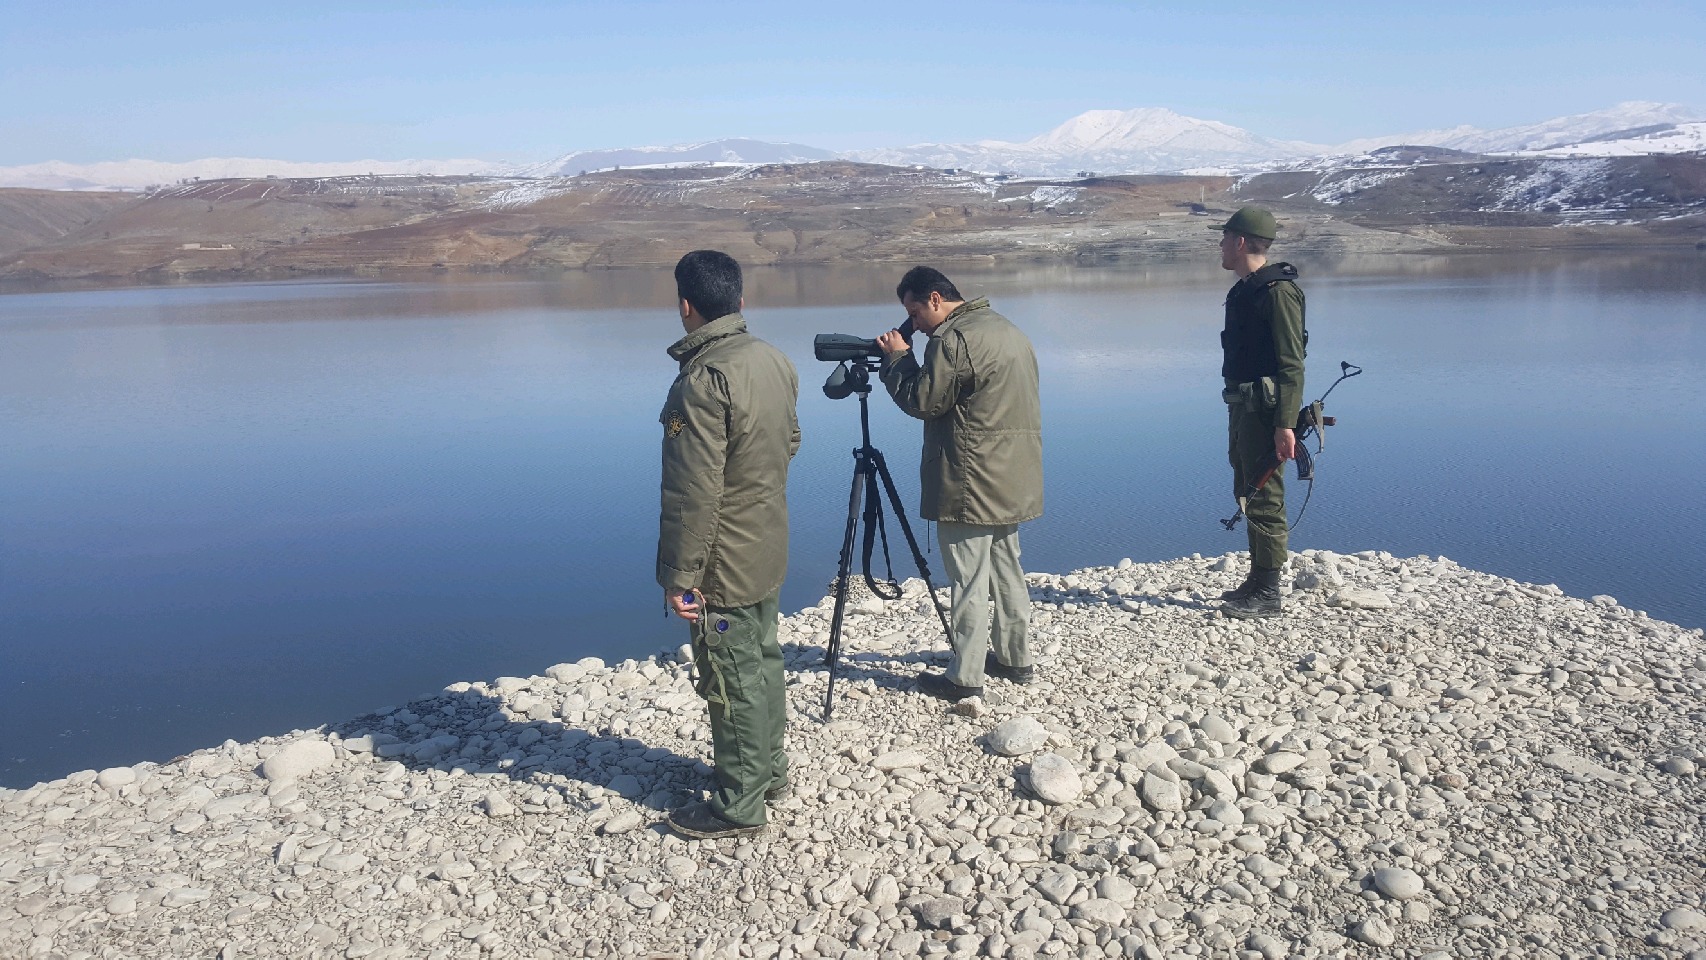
[690,591,786,826]
[937,521,1031,687]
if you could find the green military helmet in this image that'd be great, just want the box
[1210,206,1279,240]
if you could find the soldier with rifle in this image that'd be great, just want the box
[1215,207,1306,618]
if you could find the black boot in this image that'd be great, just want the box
[1222,566,1282,619]
[1219,568,1263,601]
[917,671,983,701]
[667,801,765,840]
[984,653,1035,685]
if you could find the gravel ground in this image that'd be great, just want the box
[2,550,1702,960]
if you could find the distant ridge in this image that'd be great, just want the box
[1333,101,1701,155]
[518,139,836,177]
[0,157,496,193]
[3,101,1701,191]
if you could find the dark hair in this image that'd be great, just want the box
[1236,233,1273,255]
[895,265,963,304]
[674,250,743,321]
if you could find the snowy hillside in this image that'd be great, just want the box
[1335,101,1700,155]
[1516,122,1706,157]
[852,107,1324,176]
[518,139,835,178]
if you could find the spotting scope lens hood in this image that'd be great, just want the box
[813,319,915,363]
[814,334,881,363]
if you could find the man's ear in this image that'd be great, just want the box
[679,298,693,320]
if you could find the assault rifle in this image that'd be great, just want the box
[1222,361,1362,532]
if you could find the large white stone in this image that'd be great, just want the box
[1139,772,1183,812]
[602,811,644,835]
[873,748,929,771]
[1662,908,1706,932]
[95,767,136,789]
[1070,898,1126,925]
[1255,751,1306,775]
[867,875,900,907]
[1349,917,1395,947]
[1208,798,1244,827]
[261,739,336,781]
[987,717,1049,757]
[1328,587,1395,610]
[1372,866,1425,900]
[1095,875,1137,905]
[1026,753,1082,805]
[1197,715,1239,745]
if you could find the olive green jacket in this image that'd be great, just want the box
[880,298,1044,525]
[657,313,800,607]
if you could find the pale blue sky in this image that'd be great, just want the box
[2,0,1701,164]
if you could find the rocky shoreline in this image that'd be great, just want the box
[3,551,1703,960]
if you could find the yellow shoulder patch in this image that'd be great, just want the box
[665,410,687,439]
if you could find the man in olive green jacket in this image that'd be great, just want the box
[1215,207,1306,618]
[658,250,800,839]
[877,266,1043,701]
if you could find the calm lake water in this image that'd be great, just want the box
[4,253,1704,787]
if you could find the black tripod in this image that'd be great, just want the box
[820,358,953,720]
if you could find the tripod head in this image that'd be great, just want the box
[822,358,880,400]
[815,320,915,400]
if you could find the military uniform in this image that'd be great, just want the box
[1221,255,1306,573]
[880,297,1043,688]
[658,312,799,827]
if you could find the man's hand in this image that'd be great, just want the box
[666,589,701,622]
[1274,427,1296,463]
[875,329,910,357]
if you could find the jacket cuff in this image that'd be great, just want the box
[657,559,697,593]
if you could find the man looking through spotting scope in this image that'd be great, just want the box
[657,250,800,840]
[1216,207,1306,619]
[876,267,1043,701]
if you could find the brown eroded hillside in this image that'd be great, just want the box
[0,189,137,261]
[3,156,1701,286]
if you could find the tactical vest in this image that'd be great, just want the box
[1221,261,1306,382]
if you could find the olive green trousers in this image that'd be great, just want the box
[690,591,787,826]
[1229,405,1289,570]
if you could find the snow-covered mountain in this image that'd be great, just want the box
[1334,101,1700,155]
[851,107,1326,176]
[518,139,834,177]
[0,157,499,192]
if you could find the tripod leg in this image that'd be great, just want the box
[867,449,955,646]
[823,454,868,721]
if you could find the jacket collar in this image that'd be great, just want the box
[668,312,747,363]
[1241,262,1298,287]
[934,297,989,335]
